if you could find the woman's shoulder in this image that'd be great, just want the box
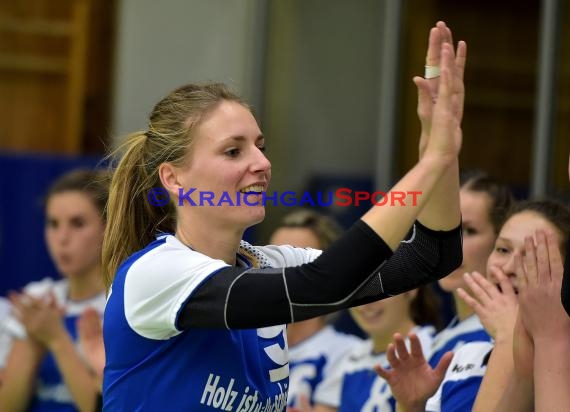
[123,234,228,276]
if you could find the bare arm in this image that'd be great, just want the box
[492,313,534,412]
[0,338,44,412]
[519,232,570,410]
[415,22,466,232]
[47,330,101,412]
[495,372,533,412]
[362,29,465,249]
[457,269,518,412]
[533,339,570,410]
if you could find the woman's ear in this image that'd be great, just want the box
[158,163,184,196]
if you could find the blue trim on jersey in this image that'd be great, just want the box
[236,253,253,268]
[287,356,326,407]
[439,374,484,412]
[428,329,491,368]
[339,369,395,412]
[28,400,77,412]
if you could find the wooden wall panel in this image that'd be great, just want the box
[398,0,540,193]
[0,0,115,154]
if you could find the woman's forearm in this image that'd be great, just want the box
[49,333,100,412]
[533,338,570,411]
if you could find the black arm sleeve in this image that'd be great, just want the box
[179,220,462,330]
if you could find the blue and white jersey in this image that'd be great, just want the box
[102,234,321,412]
[428,314,491,368]
[314,325,435,411]
[426,341,494,412]
[287,325,361,408]
[4,277,106,412]
[0,297,14,373]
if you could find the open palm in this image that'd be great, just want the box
[375,333,452,410]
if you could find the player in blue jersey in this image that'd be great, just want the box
[428,171,513,368]
[268,209,362,409]
[311,285,441,412]
[375,199,570,412]
[101,21,466,411]
[0,169,110,412]
[0,297,12,386]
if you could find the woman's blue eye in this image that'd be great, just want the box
[226,148,240,157]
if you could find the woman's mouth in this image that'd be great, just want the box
[239,184,265,194]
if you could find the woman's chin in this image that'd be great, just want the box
[244,206,266,226]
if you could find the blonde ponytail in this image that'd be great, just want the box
[102,131,175,289]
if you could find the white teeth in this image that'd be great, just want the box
[239,185,264,194]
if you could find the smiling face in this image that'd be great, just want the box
[45,191,105,279]
[176,100,271,230]
[349,293,414,340]
[486,210,563,291]
[439,189,497,291]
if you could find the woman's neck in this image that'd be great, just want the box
[176,216,245,265]
[453,290,474,321]
[67,265,105,301]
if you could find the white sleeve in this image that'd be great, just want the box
[257,245,322,267]
[425,341,494,412]
[124,242,229,340]
[426,342,462,412]
[425,380,442,412]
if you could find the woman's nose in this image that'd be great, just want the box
[251,147,271,174]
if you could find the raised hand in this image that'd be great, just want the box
[514,231,570,412]
[374,333,452,411]
[417,21,467,159]
[9,290,67,349]
[421,38,465,164]
[516,231,570,341]
[457,269,518,341]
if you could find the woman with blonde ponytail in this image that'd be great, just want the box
[103,22,466,411]
[103,130,176,290]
